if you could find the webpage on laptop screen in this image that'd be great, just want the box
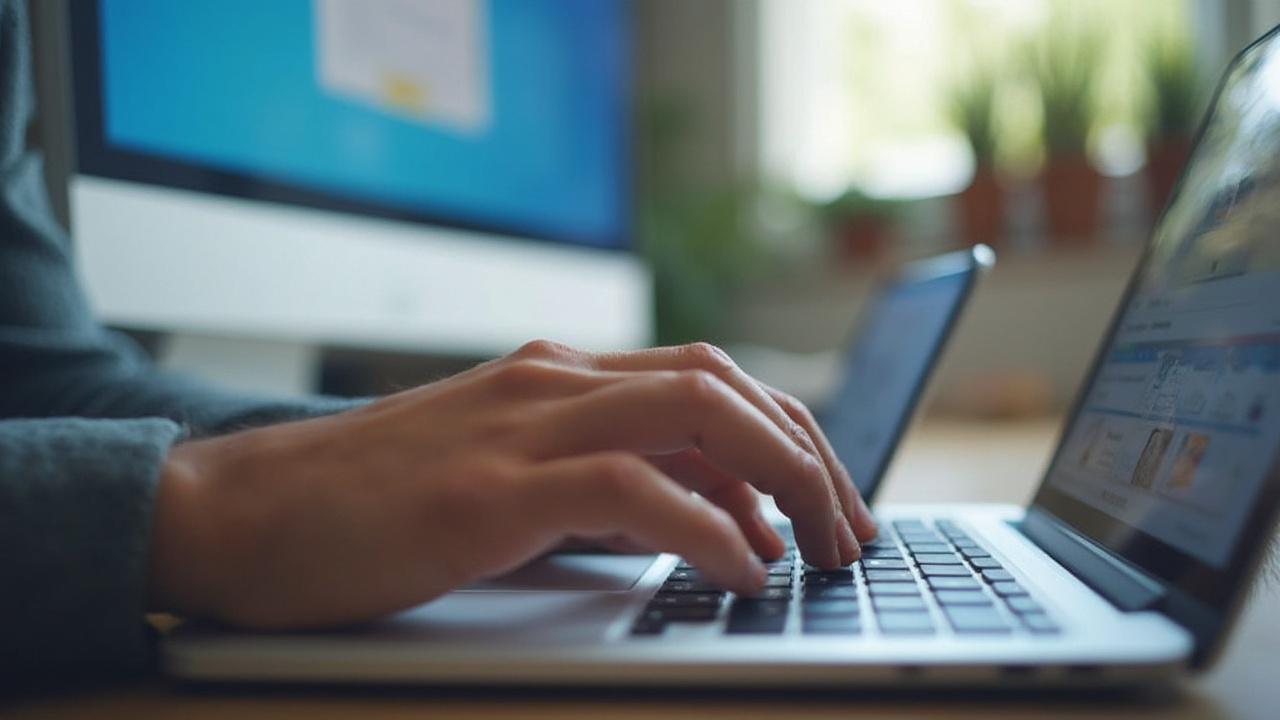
[1044,36,1280,569]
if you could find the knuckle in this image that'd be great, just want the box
[675,369,728,405]
[513,338,572,362]
[795,448,827,486]
[685,341,737,374]
[776,390,816,423]
[588,452,646,497]
[787,419,815,448]
[490,358,556,394]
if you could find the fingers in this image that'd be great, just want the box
[530,371,847,568]
[531,453,767,594]
[650,449,786,561]
[763,385,878,542]
[588,343,859,561]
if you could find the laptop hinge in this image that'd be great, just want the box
[1016,509,1167,612]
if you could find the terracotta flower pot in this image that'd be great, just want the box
[956,165,1005,247]
[1145,135,1192,219]
[833,215,891,264]
[1042,154,1102,245]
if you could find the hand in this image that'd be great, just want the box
[148,341,876,629]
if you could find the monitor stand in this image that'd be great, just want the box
[159,333,319,398]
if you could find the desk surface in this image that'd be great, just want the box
[8,418,1278,719]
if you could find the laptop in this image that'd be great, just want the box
[817,245,992,504]
[166,25,1280,688]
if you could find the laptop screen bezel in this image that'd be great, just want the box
[821,246,990,504]
[1028,24,1280,614]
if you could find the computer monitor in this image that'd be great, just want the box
[66,0,650,392]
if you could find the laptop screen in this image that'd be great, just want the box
[1034,27,1280,602]
[822,257,976,501]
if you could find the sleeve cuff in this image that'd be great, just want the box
[0,417,185,679]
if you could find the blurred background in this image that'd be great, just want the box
[25,0,1280,421]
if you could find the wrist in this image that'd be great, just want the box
[147,441,222,618]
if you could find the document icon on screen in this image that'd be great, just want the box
[314,0,491,133]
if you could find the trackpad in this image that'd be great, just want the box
[462,553,657,592]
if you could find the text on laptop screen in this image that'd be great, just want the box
[1043,36,1280,569]
[822,270,969,496]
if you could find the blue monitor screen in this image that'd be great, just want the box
[95,0,629,248]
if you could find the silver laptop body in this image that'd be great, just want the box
[164,25,1280,689]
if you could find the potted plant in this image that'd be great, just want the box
[949,65,1004,247]
[820,187,903,265]
[1029,21,1102,245]
[1143,30,1201,217]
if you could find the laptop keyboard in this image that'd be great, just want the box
[631,518,1060,637]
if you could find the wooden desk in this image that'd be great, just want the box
[7,419,1278,719]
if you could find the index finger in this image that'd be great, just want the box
[528,371,849,569]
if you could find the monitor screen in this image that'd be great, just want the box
[1037,30,1280,577]
[78,0,630,249]
[822,267,972,499]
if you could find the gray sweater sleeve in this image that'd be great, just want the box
[0,418,184,679]
[0,0,361,679]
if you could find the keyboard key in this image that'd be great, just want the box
[631,617,665,635]
[893,519,928,529]
[804,584,857,600]
[761,575,793,588]
[898,533,945,544]
[981,569,1015,582]
[933,590,993,606]
[726,600,788,634]
[913,553,963,565]
[804,567,854,579]
[872,595,928,612]
[868,582,922,596]
[861,558,909,570]
[862,537,899,549]
[944,607,1012,634]
[648,593,723,607]
[877,612,936,634]
[865,569,915,583]
[744,587,793,601]
[1022,613,1061,634]
[803,616,862,634]
[990,581,1028,597]
[805,565,853,575]
[801,599,860,617]
[804,574,853,587]
[861,547,903,559]
[959,546,991,558]
[969,557,1003,570]
[641,606,718,623]
[1005,596,1044,614]
[661,580,721,593]
[766,566,794,577]
[918,564,973,577]
[951,538,980,549]
[667,569,703,582]
[927,576,981,591]
[906,543,951,554]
